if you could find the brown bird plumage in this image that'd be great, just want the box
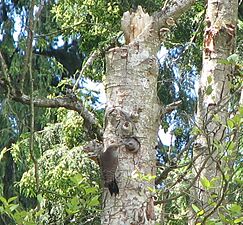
[100,144,120,196]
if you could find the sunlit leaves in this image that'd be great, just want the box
[51,0,121,52]
[63,111,85,148]
[228,204,242,217]
[200,176,211,189]
[87,195,99,207]
[191,204,205,217]
[234,217,243,224]
[0,195,37,224]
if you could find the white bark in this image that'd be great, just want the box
[189,0,238,223]
[101,9,160,224]
[100,1,196,224]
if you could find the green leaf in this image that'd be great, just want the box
[87,195,99,207]
[227,54,239,63]
[66,197,80,215]
[70,174,84,185]
[192,126,202,135]
[0,196,8,205]
[206,85,213,95]
[66,208,73,215]
[200,177,211,189]
[229,204,241,215]
[37,194,43,204]
[85,187,97,195]
[234,217,243,223]
[227,119,234,129]
[10,204,19,212]
[7,196,17,204]
[192,204,200,213]
[0,147,8,161]
[207,75,213,84]
[197,209,205,216]
[239,106,243,116]
[205,222,213,225]
[219,213,228,223]
[227,141,236,152]
[70,196,79,207]
[232,114,241,124]
[205,219,222,225]
[213,114,220,123]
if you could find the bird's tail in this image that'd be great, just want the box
[107,178,119,196]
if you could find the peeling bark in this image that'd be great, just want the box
[189,0,238,224]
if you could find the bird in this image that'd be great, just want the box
[100,144,120,196]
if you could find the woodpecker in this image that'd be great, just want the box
[100,144,120,196]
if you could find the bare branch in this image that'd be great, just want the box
[73,50,99,92]
[153,0,196,30]
[164,100,182,113]
[0,73,103,140]
[0,51,12,96]
[155,134,197,185]
[20,0,35,92]
[11,93,103,141]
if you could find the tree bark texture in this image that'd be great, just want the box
[101,8,160,225]
[189,0,238,223]
[99,1,196,224]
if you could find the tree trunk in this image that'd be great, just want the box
[189,0,238,223]
[101,7,160,225]
[99,1,196,223]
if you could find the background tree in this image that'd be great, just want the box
[189,0,241,224]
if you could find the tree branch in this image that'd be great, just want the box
[11,93,103,141]
[0,51,12,96]
[153,0,196,30]
[155,135,197,185]
[73,50,99,92]
[164,100,182,113]
[155,150,211,204]
[0,73,103,141]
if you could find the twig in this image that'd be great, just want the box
[155,134,197,184]
[72,50,100,92]
[201,159,228,224]
[162,0,170,11]
[0,51,11,96]
[155,151,211,204]
[164,100,182,113]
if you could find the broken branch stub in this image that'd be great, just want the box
[121,6,153,44]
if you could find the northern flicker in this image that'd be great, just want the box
[100,144,120,196]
